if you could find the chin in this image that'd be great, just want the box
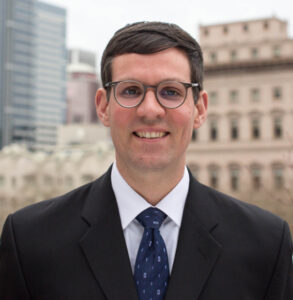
[133,157,171,172]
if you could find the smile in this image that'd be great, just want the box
[134,132,169,139]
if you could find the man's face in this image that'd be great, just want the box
[96,48,207,175]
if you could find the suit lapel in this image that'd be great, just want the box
[79,168,139,300]
[78,168,221,300]
[166,174,222,300]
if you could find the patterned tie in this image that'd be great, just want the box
[134,207,170,300]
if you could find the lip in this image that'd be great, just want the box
[133,128,170,140]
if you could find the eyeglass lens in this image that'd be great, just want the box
[114,81,186,108]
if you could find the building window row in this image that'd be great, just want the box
[209,86,283,105]
[210,116,283,141]
[203,21,271,37]
[192,114,284,142]
[0,174,96,189]
[209,44,282,63]
[188,163,286,191]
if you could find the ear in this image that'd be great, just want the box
[193,90,208,129]
[95,88,110,127]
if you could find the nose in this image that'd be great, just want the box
[136,88,166,120]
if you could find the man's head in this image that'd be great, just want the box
[101,21,204,102]
[96,21,208,180]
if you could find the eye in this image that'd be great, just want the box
[116,82,143,98]
[123,86,141,96]
[159,86,183,100]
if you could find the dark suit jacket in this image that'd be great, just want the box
[0,167,292,300]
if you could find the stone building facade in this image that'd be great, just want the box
[0,143,115,227]
[186,17,293,204]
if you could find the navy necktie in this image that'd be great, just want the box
[134,207,170,300]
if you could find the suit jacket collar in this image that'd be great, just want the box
[79,167,222,300]
[165,170,222,300]
[79,166,139,300]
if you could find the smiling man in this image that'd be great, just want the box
[0,22,292,300]
[96,47,206,205]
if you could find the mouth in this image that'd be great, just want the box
[133,131,169,139]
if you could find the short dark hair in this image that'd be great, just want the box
[101,21,204,102]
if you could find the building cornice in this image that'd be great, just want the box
[204,58,293,75]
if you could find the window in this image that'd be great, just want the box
[230,119,239,140]
[44,175,53,185]
[82,174,94,183]
[191,129,197,141]
[263,21,269,30]
[73,115,83,123]
[11,177,17,187]
[24,175,36,185]
[251,165,262,190]
[273,87,282,100]
[251,118,261,139]
[272,45,281,58]
[208,166,219,189]
[243,24,249,32]
[210,119,218,141]
[272,164,284,189]
[251,88,260,102]
[204,28,209,36]
[188,163,199,179]
[0,176,5,187]
[229,165,240,191]
[273,116,283,139]
[209,91,218,105]
[251,48,259,59]
[230,50,237,61]
[65,176,73,187]
[229,90,239,103]
[210,52,217,63]
[223,26,228,34]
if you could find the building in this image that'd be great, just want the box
[33,1,67,151]
[0,142,115,228]
[187,17,293,205]
[67,49,99,124]
[0,0,66,151]
[0,0,36,150]
[68,48,96,69]
[57,123,111,149]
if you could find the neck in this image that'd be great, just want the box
[116,161,185,205]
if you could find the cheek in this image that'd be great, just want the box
[171,108,195,134]
[109,104,132,128]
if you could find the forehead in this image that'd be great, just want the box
[111,48,191,83]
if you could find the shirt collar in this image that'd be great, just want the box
[111,162,189,229]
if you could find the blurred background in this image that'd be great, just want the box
[0,0,293,232]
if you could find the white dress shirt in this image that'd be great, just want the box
[111,162,189,273]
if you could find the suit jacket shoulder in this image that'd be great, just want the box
[172,174,293,300]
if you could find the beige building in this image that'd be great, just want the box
[187,17,293,211]
[0,143,115,227]
[57,123,111,149]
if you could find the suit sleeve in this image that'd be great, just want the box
[0,215,31,300]
[264,221,293,300]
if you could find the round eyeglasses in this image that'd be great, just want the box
[105,80,199,109]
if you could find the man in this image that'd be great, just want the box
[0,21,292,300]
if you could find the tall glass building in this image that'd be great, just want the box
[0,0,66,151]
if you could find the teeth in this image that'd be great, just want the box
[136,132,167,139]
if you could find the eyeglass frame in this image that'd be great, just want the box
[104,80,200,109]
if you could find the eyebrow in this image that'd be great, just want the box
[114,78,189,84]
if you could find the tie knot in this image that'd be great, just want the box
[136,207,167,229]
